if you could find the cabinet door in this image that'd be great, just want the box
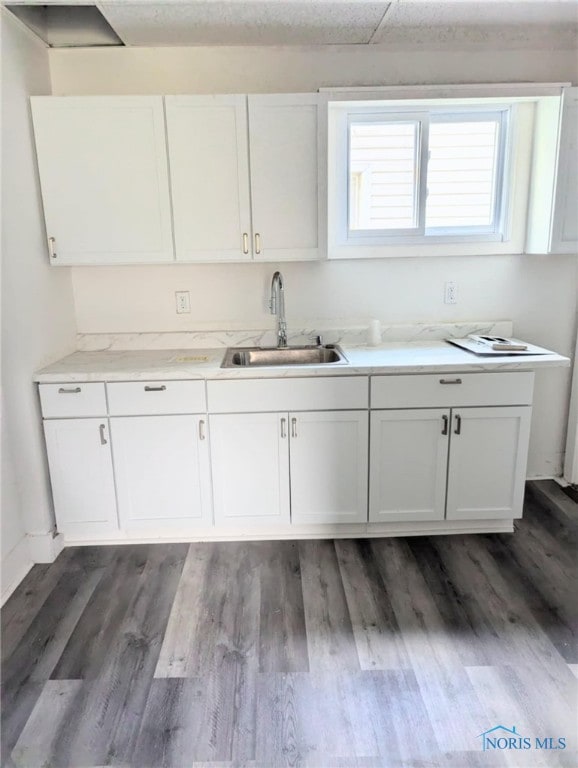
[551,87,578,254]
[30,96,173,265]
[248,94,324,261]
[110,416,212,531]
[290,411,368,524]
[43,419,118,537]
[165,96,252,262]
[369,409,450,523]
[210,413,290,526]
[446,406,531,520]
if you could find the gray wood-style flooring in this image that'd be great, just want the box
[2,480,577,767]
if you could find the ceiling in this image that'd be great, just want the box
[4,0,578,49]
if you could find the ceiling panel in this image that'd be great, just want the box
[384,0,578,28]
[371,0,578,48]
[99,1,392,46]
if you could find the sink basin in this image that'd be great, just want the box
[221,345,348,368]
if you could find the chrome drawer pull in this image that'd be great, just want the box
[454,414,462,435]
[99,424,107,445]
[48,236,57,259]
[144,385,166,392]
[439,378,462,385]
[280,417,287,438]
[242,232,249,255]
[58,387,81,394]
[291,417,297,438]
[441,415,448,435]
[199,420,205,441]
[255,233,262,255]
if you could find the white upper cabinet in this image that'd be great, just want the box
[31,93,326,264]
[167,93,325,262]
[31,96,174,265]
[550,87,578,253]
[248,94,325,261]
[526,87,578,254]
[165,96,252,262]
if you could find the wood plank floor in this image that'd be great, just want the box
[2,480,577,768]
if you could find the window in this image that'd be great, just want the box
[349,119,421,232]
[328,86,566,258]
[337,104,511,247]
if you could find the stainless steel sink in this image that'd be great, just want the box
[221,345,348,368]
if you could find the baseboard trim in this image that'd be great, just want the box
[62,518,514,547]
[1,537,33,606]
[26,531,64,563]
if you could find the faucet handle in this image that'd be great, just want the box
[311,334,323,347]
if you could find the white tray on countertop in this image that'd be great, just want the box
[446,335,553,356]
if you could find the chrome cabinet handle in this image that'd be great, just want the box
[242,233,249,255]
[254,233,261,255]
[199,419,205,441]
[144,385,166,392]
[58,387,81,394]
[48,236,57,259]
[99,423,107,445]
[441,415,448,435]
[280,417,286,438]
[454,414,462,435]
[291,417,297,438]
[440,378,462,385]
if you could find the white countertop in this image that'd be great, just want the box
[34,341,571,383]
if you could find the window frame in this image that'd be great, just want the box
[337,103,513,248]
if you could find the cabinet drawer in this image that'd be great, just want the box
[39,383,107,418]
[107,380,206,415]
[208,376,368,413]
[371,372,534,409]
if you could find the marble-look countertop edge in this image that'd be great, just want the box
[33,345,571,383]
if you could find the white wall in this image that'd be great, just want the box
[49,45,578,95]
[49,43,578,479]
[1,12,77,585]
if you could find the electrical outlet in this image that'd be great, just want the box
[175,291,190,314]
[444,281,458,305]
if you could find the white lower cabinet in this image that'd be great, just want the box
[43,418,118,537]
[209,412,290,526]
[370,409,450,523]
[370,405,532,523]
[446,406,531,520]
[110,415,212,531]
[290,411,368,524]
[40,372,535,541]
[209,409,368,526]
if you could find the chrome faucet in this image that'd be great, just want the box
[269,271,288,348]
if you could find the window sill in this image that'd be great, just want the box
[327,239,524,259]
